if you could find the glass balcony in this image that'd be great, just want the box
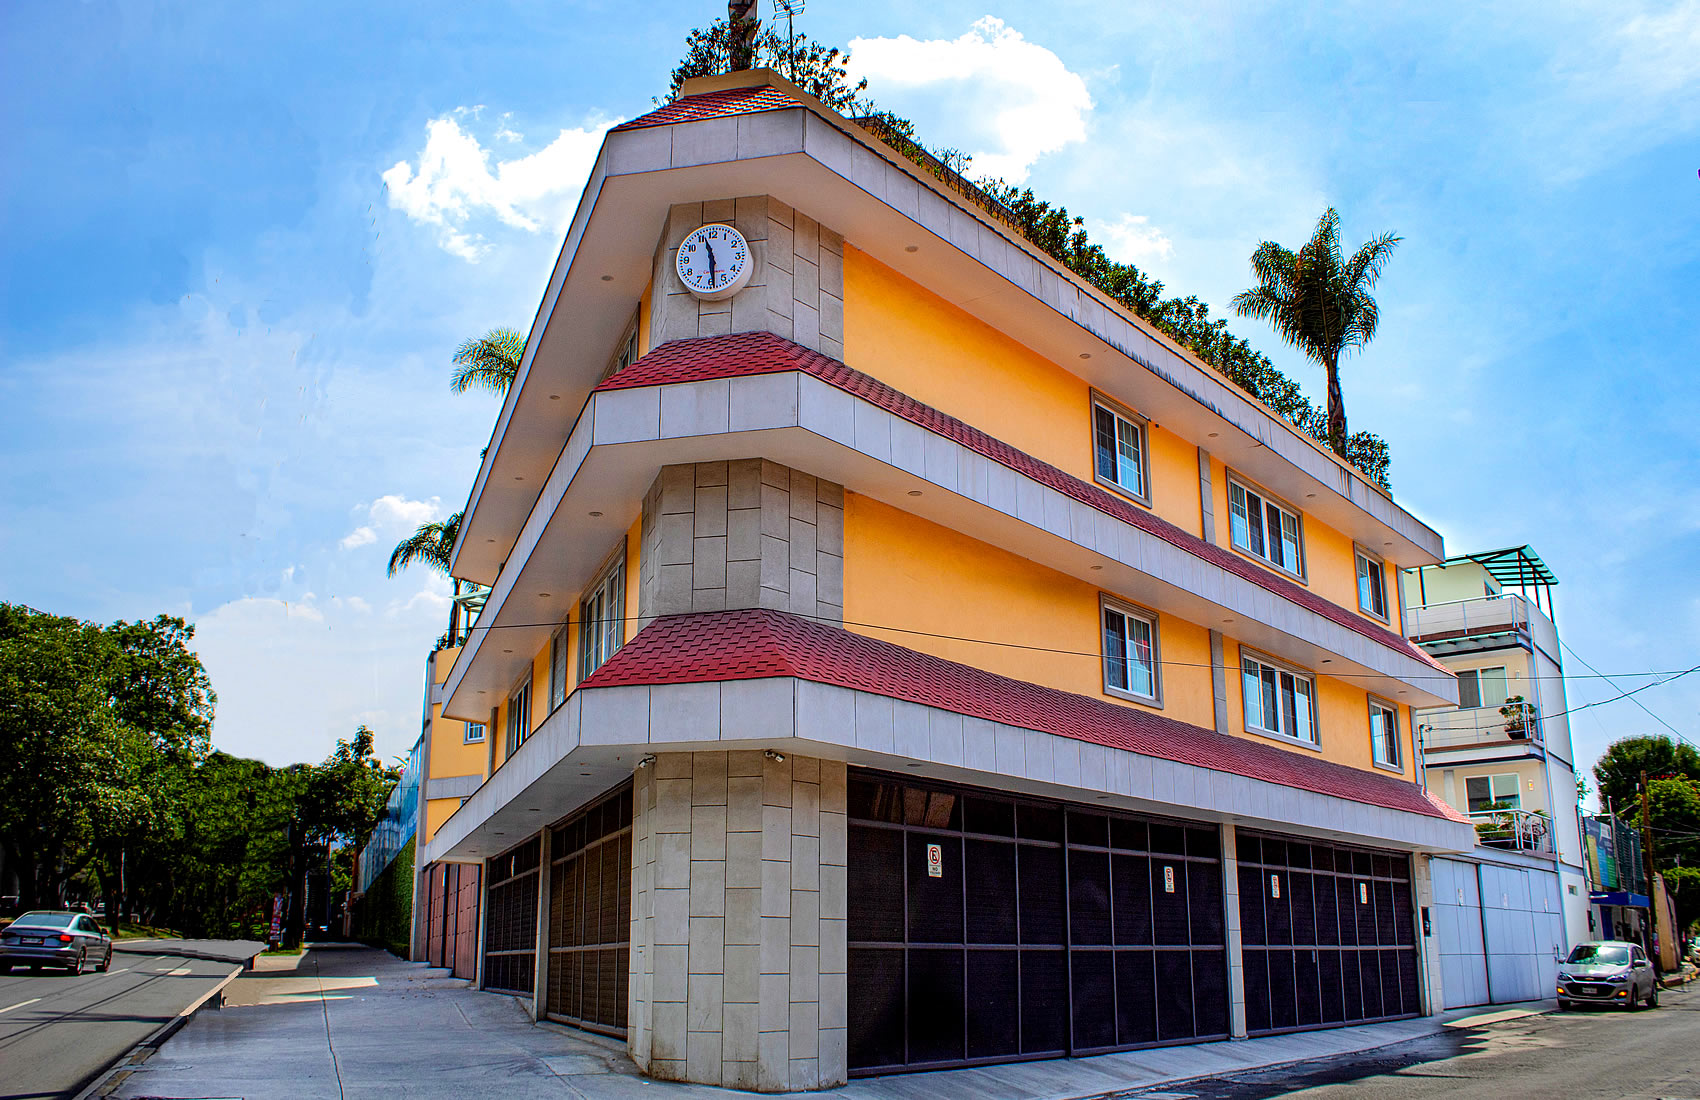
[1405,592,1560,659]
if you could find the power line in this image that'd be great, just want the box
[454,607,1700,686]
[1561,637,1696,748]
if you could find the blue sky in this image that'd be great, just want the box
[2,1,1696,785]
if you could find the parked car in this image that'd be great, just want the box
[0,911,113,974]
[1557,940,1658,1010]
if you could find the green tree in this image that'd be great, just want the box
[282,727,397,948]
[1231,208,1402,458]
[387,511,461,578]
[448,327,526,395]
[1665,866,1700,937]
[665,17,867,111]
[1594,735,1700,815]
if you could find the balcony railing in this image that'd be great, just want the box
[1418,701,1541,750]
[1470,808,1553,855]
[1405,592,1560,658]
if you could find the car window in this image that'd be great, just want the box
[9,911,77,930]
[1565,943,1629,965]
[78,917,99,933]
[1632,947,1646,963]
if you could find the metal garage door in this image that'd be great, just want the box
[545,784,632,1036]
[1431,857,1489,1008]
[846,773,1229,1075]
[482,836,541,995]
[1431,857,1563,1007]
[1238,832,1420,1033]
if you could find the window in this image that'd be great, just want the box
[598,314,639,383]
[1456,667,1508,710]
[1091,399,1148,501]
[464,721,486,745]
[1101,599,1159,703]
[1228,477,1303,576]
[549,627,569,712]
[505,678,532,758]
[1464,773,1520,812]
[1369,699,1400,768]
[579,545,626,682]
[1241,652,1317,745]
[1356,548,1388,619]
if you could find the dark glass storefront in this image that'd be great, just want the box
[846,772,1230,1074]
[482,836,541,995]
[545,784,633,1035]
[1236,831,1419,1033]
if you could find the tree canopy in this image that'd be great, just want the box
[1594,735,1700,814]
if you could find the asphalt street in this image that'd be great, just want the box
[0,952,238,1100]
[1126,983,1697,1100]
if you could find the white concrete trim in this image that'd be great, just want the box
[428,674,1476,867]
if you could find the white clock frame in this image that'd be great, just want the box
[675,223,754,301]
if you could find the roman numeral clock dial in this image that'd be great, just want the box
[675,223,753,301]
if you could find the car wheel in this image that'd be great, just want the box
[69,950,84,975]
[97,949,110,972]
[1557,999,1570,1011]
[1648,983,1660,1009]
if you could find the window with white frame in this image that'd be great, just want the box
[579,546,626,683]
[1369,698,1400,768]
[1465,773,1521,812]
[1242,652,1317,744]
[505,678,532,758]
[1101,600,1160,703]
[1356,548,1388,619]
[1456,666,1508,710]
[1228,477,1303,577]
[549,626,569,712]
[1092,399,1148,500]
[464,721,486,745]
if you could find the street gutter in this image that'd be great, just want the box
[69,964,244,1100]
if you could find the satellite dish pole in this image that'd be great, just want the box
[729,0,759,71]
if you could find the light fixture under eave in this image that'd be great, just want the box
[589,510,603,517]
[637,754,657,769]
[1090,565,1103,571]
[539,592,551,598]
[905,245,919,253]
[1306,493,1317,498]
[600,274,614,281]
[550,394,561,400]
[1207,432,1219,438]
[1079,352,1092,360]
[765,749,785,763]
[907,490,923,497]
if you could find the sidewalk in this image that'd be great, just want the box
[109,946,1553,1100]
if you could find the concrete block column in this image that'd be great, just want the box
[1412,854,1442,1015]
[629,750,848,1091]
[1221,823,1247,1038]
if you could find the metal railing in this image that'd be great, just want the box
[1470,808,1553,854]
[1405,592,1561,657]
[1418,701,1541,749]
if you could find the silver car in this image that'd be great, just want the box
[0,911,114,974]
[1557,940,1659,1010]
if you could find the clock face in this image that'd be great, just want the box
[676,223,753,301]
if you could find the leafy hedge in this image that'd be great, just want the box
[350,834,414,958]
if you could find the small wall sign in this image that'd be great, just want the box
[1270,874,1281,899]
[1163,865,1176,893]
[1359,882,1369,904]
[926,842,943,879]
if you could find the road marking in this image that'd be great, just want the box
[0,997,41,1014]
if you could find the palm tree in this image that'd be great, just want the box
[386,511,461,578]
[448,328,526,395]
[1230,208,1401,458]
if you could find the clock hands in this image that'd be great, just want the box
[704,240,719,286]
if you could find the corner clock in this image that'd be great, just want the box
[676,223,753,300]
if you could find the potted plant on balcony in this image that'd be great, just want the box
[1501,696,1532,739]
[1474,800,1518,847]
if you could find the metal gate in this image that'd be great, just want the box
[1431,857,1562,1007]
[424,862,481,980]
[846,773,1228,1074]
[1237,832,1420,1033]
[545,784,633,1035]
[483,837,541,995]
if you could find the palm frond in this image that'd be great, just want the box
[387,511,462,578]
[449,328,526,395]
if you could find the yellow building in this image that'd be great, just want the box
[417,69,1473,1089]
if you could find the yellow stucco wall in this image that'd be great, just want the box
[424,796,461,843]
[842,492,1216,730]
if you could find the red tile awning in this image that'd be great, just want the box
[614,85,804,131]
[595,331,1446,675]
[583,608,1465,823]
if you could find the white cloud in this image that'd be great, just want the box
[383,112,611,261]
[339,526,376,549]
[849,17,1093,182]
[1093,213,1175,265]
[340,493,441,550]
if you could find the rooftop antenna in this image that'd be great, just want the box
[772,0,805,82]
[729,0,759,71]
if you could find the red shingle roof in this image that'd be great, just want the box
[596,331,1444,673]
[613,85,803,132]
[583,608,1464,823]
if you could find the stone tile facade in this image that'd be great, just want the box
[649,196,845,357]
[628,750,849,1091]
[637,459,844,626]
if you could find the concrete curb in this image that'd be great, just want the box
[1082,1005,1552,1100]
[113,941,262,969]
[69,966,244,1100]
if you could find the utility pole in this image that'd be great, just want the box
[1640,770,1661,970]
